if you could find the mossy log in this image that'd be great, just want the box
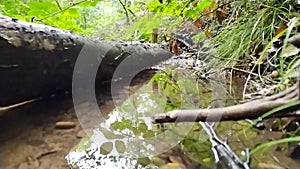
[0,15,171,106]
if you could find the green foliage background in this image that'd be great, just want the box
[0,0,212,40]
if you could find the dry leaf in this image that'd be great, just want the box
[193,18,204,29]
[274,24,287,36]
[281,44,300,57]
[203,1,218,18]
[204,29,213,37]
[172,41,180,54]
[170,40,181,54]
[216,9,227,24]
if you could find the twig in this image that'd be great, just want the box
[179,0,195,16]
[35,0,87,22]
[118,0,130,24]
[201,122,250,169]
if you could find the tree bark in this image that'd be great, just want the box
[0,15,172,106]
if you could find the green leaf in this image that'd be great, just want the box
[110,118,132,131]
[138,122,148,132]
[99,127,125,139]
[115,140,126,153]
[137,157,151,167]
[147,1,163,12]
[79,0,102,7]
[28,1,58,16]
[196,0,212,12]
[183,9,198,19]
[100,142,113,155]
[143,130,155,138]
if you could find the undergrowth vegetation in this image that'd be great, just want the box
[212,0,299,82]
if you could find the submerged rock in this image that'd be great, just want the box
[55,121,76,129]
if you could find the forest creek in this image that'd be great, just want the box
[2,1,300,169]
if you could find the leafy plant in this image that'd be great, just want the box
[1,0,104,35]
[147,0,212,20]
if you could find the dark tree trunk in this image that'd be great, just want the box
[0,15,171,106]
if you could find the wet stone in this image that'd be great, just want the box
[76,130,87,138]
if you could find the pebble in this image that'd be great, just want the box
[271,70,279,78]
[55,121,76,129]
[76,129,87,138]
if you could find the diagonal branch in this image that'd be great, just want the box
[153,77,300,123]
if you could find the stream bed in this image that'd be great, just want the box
[1,54,300,169]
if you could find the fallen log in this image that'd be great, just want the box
[153,66,300,123]
[0,15,172,106]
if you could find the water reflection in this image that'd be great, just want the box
[67,69,245,169]
[68,68,300,169]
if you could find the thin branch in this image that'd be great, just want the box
[118,0,130,24]
[179,0,195,16]
[153,33,300,124]
[153,80,300,123]
[202,122,250,169]
[35,0,87,22]
[55,0,63,11]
